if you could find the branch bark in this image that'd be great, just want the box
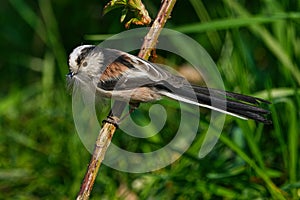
[138,0,177,59]
[76,120,118,200]
[76,0,177,199]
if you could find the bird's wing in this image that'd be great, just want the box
[97,48,271,124]
[99,48,185,91]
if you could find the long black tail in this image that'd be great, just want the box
[192,85,272,124]
[156,81,272,124]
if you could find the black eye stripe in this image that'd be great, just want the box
[75,46,95,66]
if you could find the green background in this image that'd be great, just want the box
[1,0,299,199]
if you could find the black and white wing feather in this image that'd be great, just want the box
[98,48,271,124]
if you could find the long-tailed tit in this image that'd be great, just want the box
[67,45,271,124]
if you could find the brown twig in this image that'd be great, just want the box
[138,0,177,59]
[76,0,177,199]
[76,119,118,200]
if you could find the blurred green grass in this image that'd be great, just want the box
[0,0,299,199]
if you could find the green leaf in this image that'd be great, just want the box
[103,0,127,16]
[103,0,151,28]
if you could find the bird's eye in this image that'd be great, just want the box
[82,62,88,67]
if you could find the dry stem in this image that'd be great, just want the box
[76,0,177,199]
[138,0,177,59]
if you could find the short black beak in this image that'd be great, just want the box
[67,72,74,78]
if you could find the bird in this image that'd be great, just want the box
[67,45,272,125]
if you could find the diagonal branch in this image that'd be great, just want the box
[138,0,177,59]
[76,0,177,199]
